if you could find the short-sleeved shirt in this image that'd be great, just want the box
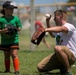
[0,16,22,45]
[60,23,76,58]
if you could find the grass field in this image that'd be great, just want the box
[0,29,76,75]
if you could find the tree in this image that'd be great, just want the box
[67,0,76,3]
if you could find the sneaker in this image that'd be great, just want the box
[4,70,10,73]
[61,72,73,75]
[60,69,67,74]
[14,71,20,75]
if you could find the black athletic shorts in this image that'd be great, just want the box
[0,43,19,51]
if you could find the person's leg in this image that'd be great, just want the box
[42,37,51,49]
[37,53,63,72]
[54,45,76,73]
[4,51,10,72]
[10,49,19,74]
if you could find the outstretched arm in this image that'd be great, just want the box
[45,26,68,33]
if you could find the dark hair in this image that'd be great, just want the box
[0,9,5,15]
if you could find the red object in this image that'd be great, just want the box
[35,21,43,28]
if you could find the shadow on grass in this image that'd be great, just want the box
[21,72,61,75]
[0,71,13,74]
[34,71,61,75]
[0,71,4,73]
[19,50,52,53]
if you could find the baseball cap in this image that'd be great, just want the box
[3,1,17,9]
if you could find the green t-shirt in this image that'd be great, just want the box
[0,16,22,45]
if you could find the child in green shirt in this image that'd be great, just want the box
[0,1,22,74]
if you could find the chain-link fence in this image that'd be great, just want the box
[13,0,76,29]
[0,0,76,29]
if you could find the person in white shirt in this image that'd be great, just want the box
[37,10,76,75]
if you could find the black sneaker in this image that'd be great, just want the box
[61,72,73,75]
[4,70,10,73]
[60,68,67,74]
[14,71,20,75]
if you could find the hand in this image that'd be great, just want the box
[46,14,51,22]
[46,14,52,28]
[1,28,8,33]
[44,29,48,32]
[17,27,21,31]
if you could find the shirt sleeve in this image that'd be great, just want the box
[64,23,76,34]
[16,16,22,28]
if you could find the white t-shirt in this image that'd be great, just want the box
[61,23,76,58]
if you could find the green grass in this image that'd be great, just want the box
[0,29,76,75]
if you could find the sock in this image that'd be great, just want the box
[13,58,19,71]
[5,59,10,71]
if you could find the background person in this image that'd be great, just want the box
[35,18,51,49]
[0,1,22,74]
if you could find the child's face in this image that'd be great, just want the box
[4,8,14,16]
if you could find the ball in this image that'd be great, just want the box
[46,14,50,18]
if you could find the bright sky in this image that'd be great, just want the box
[13,0,68,5]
